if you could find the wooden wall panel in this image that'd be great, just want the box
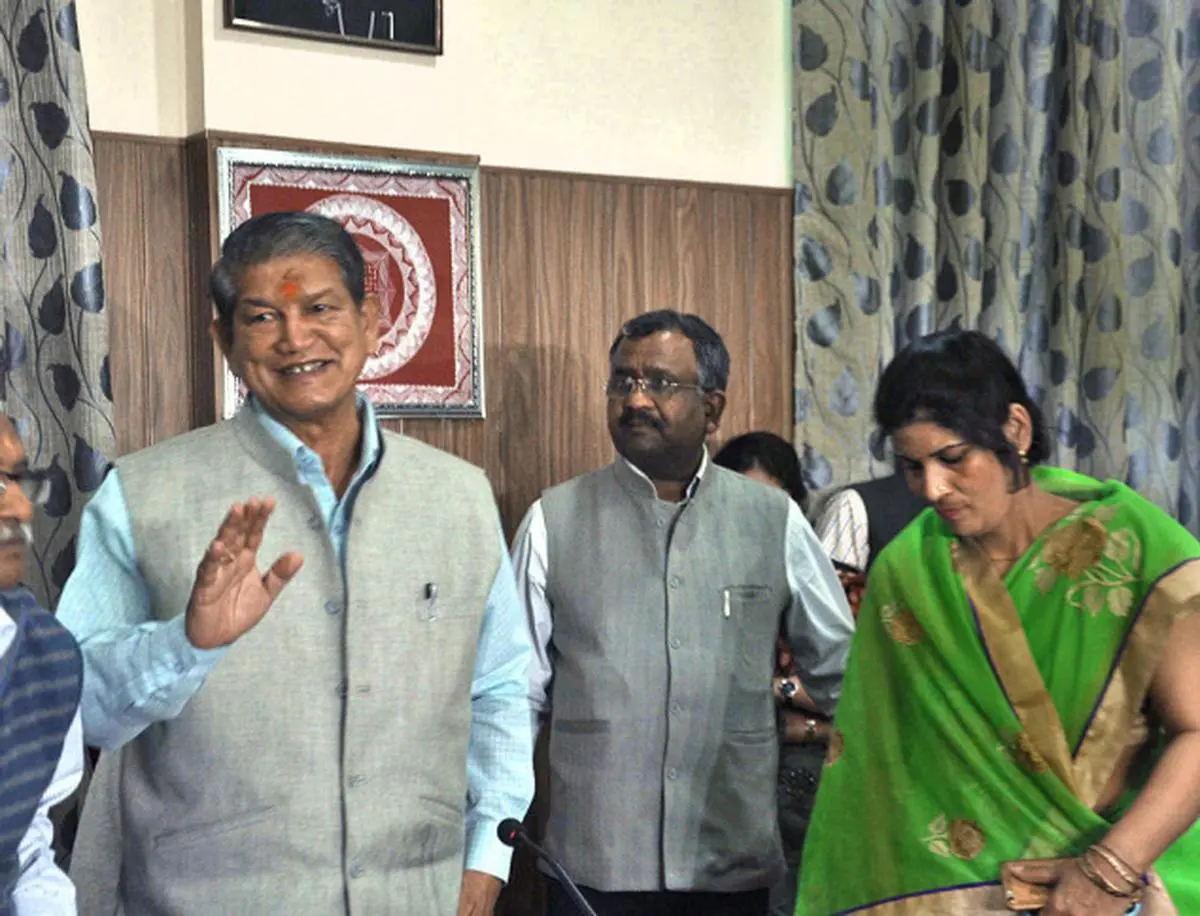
[94,135,196,454]
[93,133,793,535]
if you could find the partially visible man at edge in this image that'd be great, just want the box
[57,212,534,915]
[0,413,83,914]
[512,310,854,915]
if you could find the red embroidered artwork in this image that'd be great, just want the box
[218,150,483,418]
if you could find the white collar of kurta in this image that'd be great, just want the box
[620,448,708,502]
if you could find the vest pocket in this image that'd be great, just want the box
[152,804,278,853]
[725,585,776,691]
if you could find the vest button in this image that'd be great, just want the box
[656,518,666,529]
[348,862,364,879]
[324,600,343,615]
[669,637,682,649]
[307,514,322,531]
[668,575,682,589]
[348,774,366,788]
[670,702,682,716]
[666,767,679,780]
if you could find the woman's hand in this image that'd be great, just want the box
[1005,859,1137,916]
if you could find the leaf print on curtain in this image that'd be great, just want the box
[792,0,1200,535]
[0,1,116,607]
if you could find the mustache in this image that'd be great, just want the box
[619,408,664,431]
[0,521,32,547]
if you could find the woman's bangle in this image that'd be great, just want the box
[1079,848,1144,901]
[1090,843,1142,887]
[1077,854,1137,899]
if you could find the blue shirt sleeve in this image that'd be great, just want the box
[462,526,537,880]
[55,469,227,750]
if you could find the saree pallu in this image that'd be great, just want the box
[796,467,1200,915]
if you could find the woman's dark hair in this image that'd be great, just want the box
[713,431,806,504]
[874,329,1050,482]
[210,212,365,342]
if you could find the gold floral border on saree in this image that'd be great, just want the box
[953,538,1081,796]
[1070,559,1200,807]
[955,543,1200,806]
[837,883,1011,914]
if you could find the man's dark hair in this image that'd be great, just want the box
[713,431,806,504]
[608,310,730,391]
[210,212,365,340]
[874,329,1050,481]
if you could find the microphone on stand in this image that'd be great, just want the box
[497,818,600,916]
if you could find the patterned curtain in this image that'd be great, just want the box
[0,1,115,608]
[792,0,1200,533]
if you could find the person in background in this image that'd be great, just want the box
[512,311,854,915]
[798,329,1200,914]
[58,212,533,916]
[712,431,839,916]
[812,468,926,576]
[0,412,83,914]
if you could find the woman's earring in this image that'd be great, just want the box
[1018,448,1029,466]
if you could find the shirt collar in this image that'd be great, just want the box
[620,448,708,502]
[245,393,382,483]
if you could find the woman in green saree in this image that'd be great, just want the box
[797,330,1200,915]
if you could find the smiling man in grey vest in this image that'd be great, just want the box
[512,311,854,916]
[57,212,535,915]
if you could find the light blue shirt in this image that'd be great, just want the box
[56,396,535,880]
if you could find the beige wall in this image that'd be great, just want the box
[78,0,789,187]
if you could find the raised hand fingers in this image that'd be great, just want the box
[241,498,278,554]
[194,537,232,588]
[262,552,304,602]
[208,498,277,558]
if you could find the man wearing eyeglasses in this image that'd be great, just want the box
[511,310,854,915]
[0,414,83,914]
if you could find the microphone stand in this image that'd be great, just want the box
[525,833,599,916]
[498,821,599,916]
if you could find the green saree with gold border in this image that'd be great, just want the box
[796,467,1200,915]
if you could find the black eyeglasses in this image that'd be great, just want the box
[0,469,51,507]
[604,376,707,401]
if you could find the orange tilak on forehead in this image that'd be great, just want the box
[278,278,302,299]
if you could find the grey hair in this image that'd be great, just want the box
[608,310,730,391]
[210,212,365,339]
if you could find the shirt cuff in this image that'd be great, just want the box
[156,615,229,678]
[464,818,515,882]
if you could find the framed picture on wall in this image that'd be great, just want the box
[215,145,484,419]
[225,1,442,56]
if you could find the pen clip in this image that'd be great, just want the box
[420,582,439,621]
[722,587,731,619]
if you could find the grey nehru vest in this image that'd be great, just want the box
[541,460,791,893]
[71,407,500,915]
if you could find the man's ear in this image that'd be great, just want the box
[705,390,727,436]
